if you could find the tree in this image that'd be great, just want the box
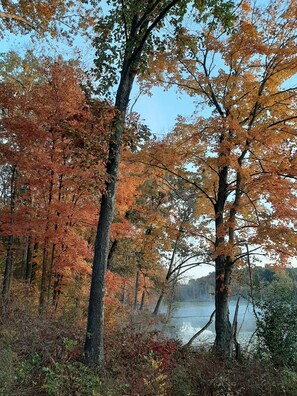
[85,0,235,365]
[0,0,99,39]
[140,0,297,355]
[151,175,211,314]
[0,53,114,305]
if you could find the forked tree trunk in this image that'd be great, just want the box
[153,228,181,315]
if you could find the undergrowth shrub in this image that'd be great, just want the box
[168,347,282,396]
[1,281,297,395]
[105,328,178,395]
[256,275,297,370]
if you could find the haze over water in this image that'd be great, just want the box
[163,301,256,346]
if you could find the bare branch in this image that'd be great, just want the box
[183,310,216,348]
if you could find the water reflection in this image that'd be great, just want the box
[162,301,256,345]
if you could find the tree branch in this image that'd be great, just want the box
[0,12,34,29]
[183,309,216,348]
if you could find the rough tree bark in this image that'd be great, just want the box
[214,164,232,355]
[84,0,182,366]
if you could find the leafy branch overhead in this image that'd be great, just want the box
[92,0,235,96]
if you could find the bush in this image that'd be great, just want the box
[168,347,281,396]
[256,274,297,369]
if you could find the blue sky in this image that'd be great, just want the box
[2,29,196,134]
[132,85,196,137]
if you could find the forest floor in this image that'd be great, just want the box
[0,289,296,396]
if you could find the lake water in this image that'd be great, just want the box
[161,300,256,346]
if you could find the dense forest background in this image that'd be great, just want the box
[175,267,297,302]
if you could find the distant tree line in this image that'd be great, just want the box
[174,267,297,303]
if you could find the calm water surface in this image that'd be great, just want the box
[162,301,256,346]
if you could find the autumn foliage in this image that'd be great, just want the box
[1,0,297,394]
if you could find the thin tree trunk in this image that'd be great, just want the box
[2,165,16,301]
[25,237,32,283]
[139,290,145,310]
[153,292,164,315]
[47,244,56,304]
[2,236,14,301]
[52,273,63,310]
[23,236,33,284]
[230,297,241,359]
[122,279,127,304]
[29,239,39,284]
[134,270,140,310]
[47,172,62,303]
[38,167,54,315]
[21,236,29,279]
[38,240,49,315]
[153,230,180,315]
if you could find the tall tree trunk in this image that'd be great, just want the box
[214,164,232,355]
[38,168,54,315]
[84,1,182,367]
[84,41,138,367]
[214,256,232,354]
[48,173,62,302]
[84,115,127,365]
[29,239,39,284]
